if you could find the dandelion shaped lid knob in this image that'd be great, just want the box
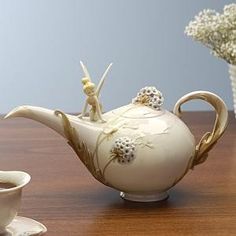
[132,86,164,110]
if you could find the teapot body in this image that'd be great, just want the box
[5,82,228,202]
[77,104,196,201]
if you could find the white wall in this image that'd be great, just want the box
[0,0,233,114]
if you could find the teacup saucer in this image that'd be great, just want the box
[2,216,47,236]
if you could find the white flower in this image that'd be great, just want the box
[185,3,236,65]
[132,86,164,110]
[110,137,136,164]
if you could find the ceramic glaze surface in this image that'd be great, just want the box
[4,216,47,236]
[94,105,196,193]
[229,64,236,117]
[0,171,30,232]
[4,68,229,202]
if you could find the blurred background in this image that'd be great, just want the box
[0,0,233,114]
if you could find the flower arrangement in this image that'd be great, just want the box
[185,3,236,65]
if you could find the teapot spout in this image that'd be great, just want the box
[4,105,111,187]
[5,106,67,138]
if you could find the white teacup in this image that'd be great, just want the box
[0,171,31,233]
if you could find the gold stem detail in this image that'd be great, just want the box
[54,106,142,189]
[54,110,111,187]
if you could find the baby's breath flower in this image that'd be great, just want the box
[185,3,236,65]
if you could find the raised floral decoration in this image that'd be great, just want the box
[110,137,136,164]
[185,3,236,65]
[132,86,164,110]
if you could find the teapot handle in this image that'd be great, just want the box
[173,91,228,168]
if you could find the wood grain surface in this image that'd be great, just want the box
[0,112,235,236]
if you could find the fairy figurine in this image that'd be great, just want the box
[78,61,112,122]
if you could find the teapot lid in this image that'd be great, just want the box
[111,86,165,119]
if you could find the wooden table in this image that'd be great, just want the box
[0,112,235,236]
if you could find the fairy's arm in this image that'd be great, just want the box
[78,101,88,118]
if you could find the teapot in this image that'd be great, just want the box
[5,62,228,202]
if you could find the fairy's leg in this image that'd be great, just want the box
[90,106,97,121]
[96,103,106,123]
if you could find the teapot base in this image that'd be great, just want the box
[120,191,169,202]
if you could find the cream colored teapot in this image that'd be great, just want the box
[5,62,228,202]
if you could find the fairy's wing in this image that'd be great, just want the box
[96,63,113,96]
[80,61,92,81]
